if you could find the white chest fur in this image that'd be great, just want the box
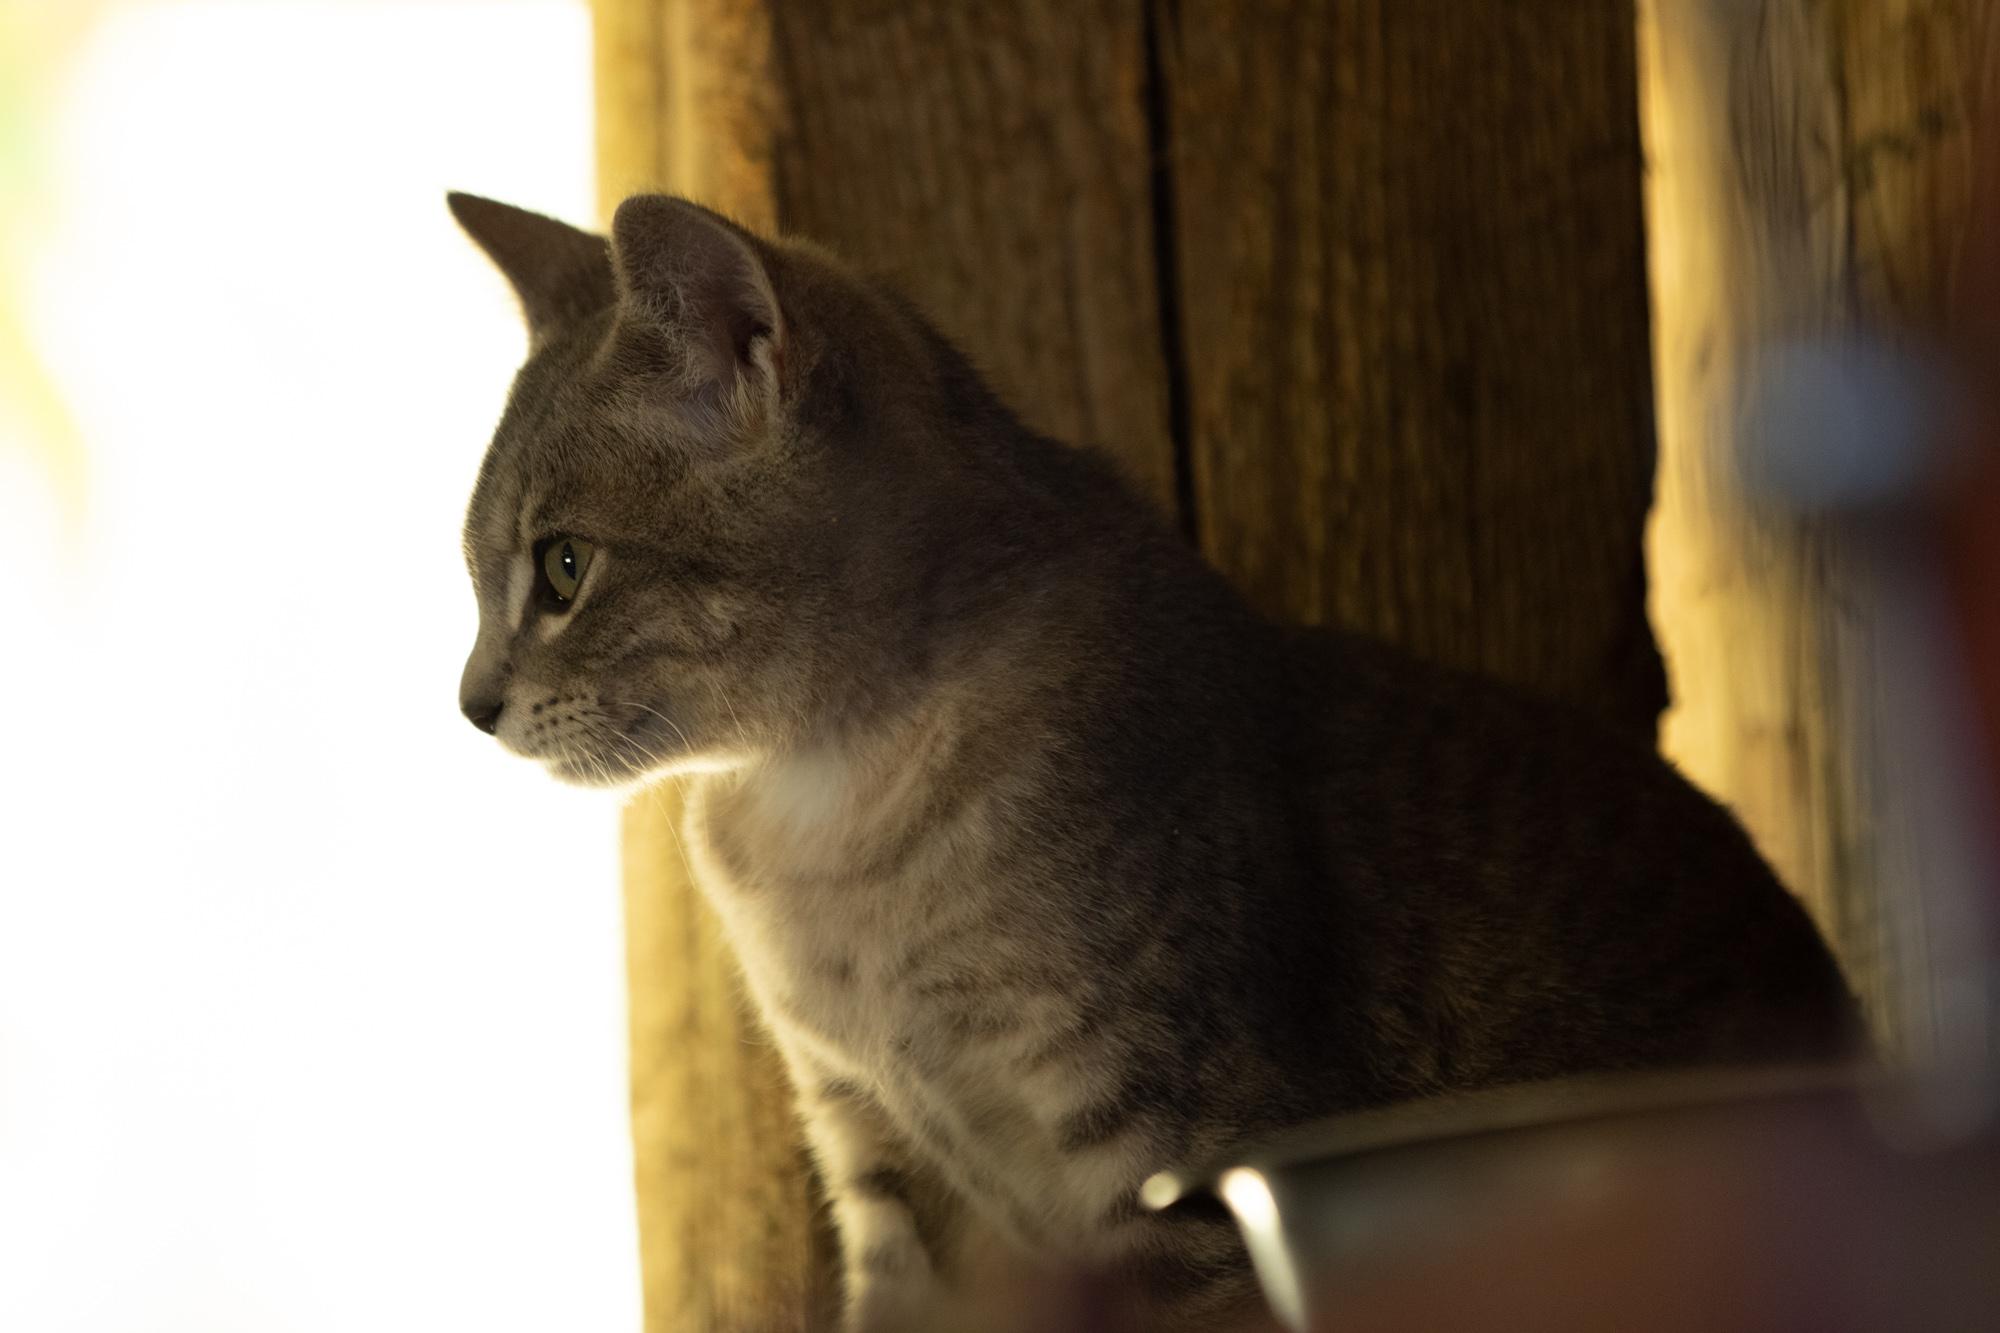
[680,761,929,1075]
[675,752,1145,1252]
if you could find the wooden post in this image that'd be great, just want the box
[1161,1,1665,736]
[594,4,1175,1328]
[594,1,1664,1324]
[597,7,837,1330]
[1638,0,1998,1057]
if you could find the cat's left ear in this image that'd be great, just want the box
[608,195,786,408]
[447,193,614,346]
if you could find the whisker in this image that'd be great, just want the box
[701,674,751,753]
[657,777,703,893]
[598,696,700,757]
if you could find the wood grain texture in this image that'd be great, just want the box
[1639,0,1999,1055]
[1161,0,1666,735]
[765,0,1177,509]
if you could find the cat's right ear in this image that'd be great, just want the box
[608,195,786,417]
[447,193,614,346]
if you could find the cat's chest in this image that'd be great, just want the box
[681,779,934,1067]
[681,773,1148,1245]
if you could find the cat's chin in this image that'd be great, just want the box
[543,748,749,791]
[543,753,651,792]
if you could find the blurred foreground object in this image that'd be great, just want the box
[1640,0,1999,1060]
[1739,327,1999,1120]
[1941,23,2000,900]
[1152,1066,2000,1332]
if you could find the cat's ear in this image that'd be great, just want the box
[608,195,786,406]
[447,192,614,345]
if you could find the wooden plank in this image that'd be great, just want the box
[621,788,838,1333]
[593,3,1174,1327]
[764,0,1176,509]
[596,5,834,1330]
[1161,0,1666,735]
[1638,0,1999,1055]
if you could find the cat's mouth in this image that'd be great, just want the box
[490,700,662,788]
[529,705,748,788]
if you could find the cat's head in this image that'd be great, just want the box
[448,193,961,786]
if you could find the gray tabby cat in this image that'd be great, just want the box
[449,192,1859,1332]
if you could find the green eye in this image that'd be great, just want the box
[538,536,594,605]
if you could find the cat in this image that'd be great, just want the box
[449,190,1861,1332]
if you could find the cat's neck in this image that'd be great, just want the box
[700,651,1042,884]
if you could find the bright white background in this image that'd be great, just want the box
[0,3,640,1330]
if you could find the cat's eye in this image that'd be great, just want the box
[536,536,595,607]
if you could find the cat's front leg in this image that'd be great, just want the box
[787,1059,953,1333]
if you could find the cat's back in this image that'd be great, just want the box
[1257,625,1862,1098]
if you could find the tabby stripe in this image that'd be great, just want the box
[816,1077,867,1107]
[1057,1062,1185,1153]
[856,1242,919,1277]
[1057,1094,1145,1153]
[1015,1007,1106,1073]
[851,1166,917,1210]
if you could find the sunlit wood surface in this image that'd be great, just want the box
[1640,0,1997,1058]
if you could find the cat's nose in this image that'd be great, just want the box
[462,696,503,735]
[460,638,509,736]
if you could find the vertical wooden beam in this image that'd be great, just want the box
[618,788,836,1333]
[1161,0,1666,736]
[594,3,1173,1327]
[596,6,835,1331]
[762,1,1177,509]
[1639,0,1998,1054]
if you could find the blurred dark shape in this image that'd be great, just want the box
[1150,1065,1999,1332]
[1740,338,1949,513]
[1941,87,2000,883]
[1731,82,2000,1106]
